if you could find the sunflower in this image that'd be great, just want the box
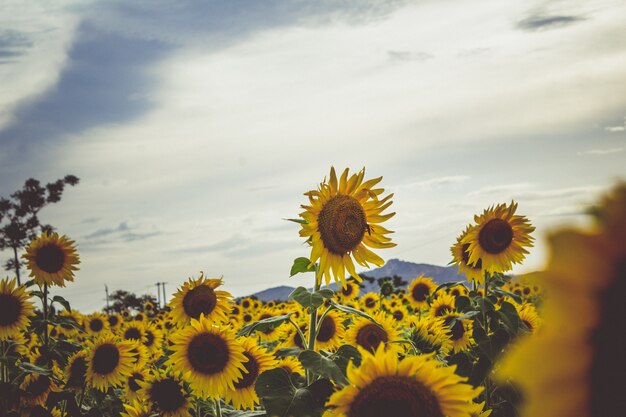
[253,309,285,343]
[299,167,396,288]
[169,273,232,326]
[168,316,247,397]
[448,284,468,298]
[142,321,164,356]
[20,371,60,406]
[463,201,534,274]
[360,292,379,314]
[0,277,35,340]
[516,303,541,333]
[124,366,148,401]
[315,310,345,351]
[86,334,135,391]
[280,320,308,350]
[133,312,145,322]
[442,313,474,353]
[278,356,305,376]
[85,312,109,336]
[107,313,122,330]
[409,316,452,356]
[343,313,402,354]
[406,276,436,310]
[239,297,254,311]
[64,351,88,390]
[339,280,360,300]
[140,369,191,417]
[121,322,146,344]
[452,225,486,284]
[23,232,80,287]
[497,184,626,417]
[223,337,278,410]
[143,300,155,313]
[429,293,457,317]
[388,305,408,324]
[121,401,153,417]
[328,345,482,417]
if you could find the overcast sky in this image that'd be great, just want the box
[1,0,625,311]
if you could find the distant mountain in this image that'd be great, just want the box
[248,259,466,302]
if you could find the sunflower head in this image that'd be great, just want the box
[452,225,485,284]
[140,369,191,417]
[23,232,80,287]
[462,201,534,274]
[86,334,135,391]
[170,273,232,326]
[299,167,396,288]
[0,277,35,340]
[406,276,436,309]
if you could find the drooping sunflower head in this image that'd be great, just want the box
[0,277,35,340]
[462,201,535,274]
[168,316,247,397]
[170,273,232,326]
[140,369,191,417]
[328,345,482,417]
[299,167,396,288]
[86,334,135,391]
[406,276,437,309]
[23,232,80,287]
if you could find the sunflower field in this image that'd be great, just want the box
[0,167,624,417]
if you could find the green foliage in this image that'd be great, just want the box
[290,257,316,276]
[290,286,334,310]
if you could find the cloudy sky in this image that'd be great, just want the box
[1,0,625,311]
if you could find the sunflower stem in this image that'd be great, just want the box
[482,272,492,408]
[77,382,87,410]
[213,398,222,417]
[307,264,321,384]
[288,317,307,350]
[315,305,334,335]
[43,283,49,352]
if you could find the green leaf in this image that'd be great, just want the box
[284,218,307,225]
[51,295,71,312]
[51,315,84,332]
[255,369,333,417]
[498,302,521,334]
[298,350,349,386]
[274,347,303,359]
[329,345,362,373]
[23,279,36,288]
[290,287,334,310]
[330,301,379,324]
[472,323,493,360]
[456,310,480,321]
[290,258,316,277]
[237,313,293,337]
[455,295,472,312]
[18,362,52,376]
[492,288,523,304]
[433,281,466,296]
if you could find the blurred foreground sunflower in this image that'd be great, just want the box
[23,232,80,287]
[0,277,35,340]
[327,345,482,417]
[299,167,396,288]
[497,184,626,417]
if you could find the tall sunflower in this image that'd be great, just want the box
[223,337,278,410]
[23,232,80,287]
[497,185,626,417]
[328,345,482,417]
[168,316,247,397]
[299,167,396,288]
[169,274,232,326]
[462,202,534,274]
[0,277,35,340]
[86,334,135,391]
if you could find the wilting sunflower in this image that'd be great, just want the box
[343,313,402,354]
[497,184,626,417]
[452,225,486,284]
[315,310,346,351]
[406,276,436,310]
[0,277,35,340]
[223,337,278,410]
[23,232,80,287]
[86,334,135,391]
[463,201,534,274]
[339,280,360,300]
[170,274,232,326]
[328,345,482,417]
[65,351,88,390]
[169,316,247,397]
[299,167,396,288]
[140,369,191,417]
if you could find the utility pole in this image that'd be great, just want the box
[105,284,110,311]
[156,283,161,308]
[160,282,167,307]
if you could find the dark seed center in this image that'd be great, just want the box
[341,284,354,296]
[128,372,144,392]
[26,375,51,398]
[234,352,260,389]
[35,243,66,274]
[144,331,155,347]
[107,315,119,327]
[92,343,120,375]
[0,294,22,326]
[66,357,87,388]
[356,323,388,353]
[318,195,367,255]
[365,298,376,308]
[187,333,230,375]
[348,376,443,417]
[124,327,142,340]
[182,285,217,319]
[478,219,513,254]
[411,283,430,302]
[444,316,465,341]
[316,316,337,342]
[89,318,104,332]
[150,378,186,412]
[392,310,404,321]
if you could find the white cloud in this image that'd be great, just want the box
[578,147,623,155]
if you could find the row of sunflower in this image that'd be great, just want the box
[0,167,623,417]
